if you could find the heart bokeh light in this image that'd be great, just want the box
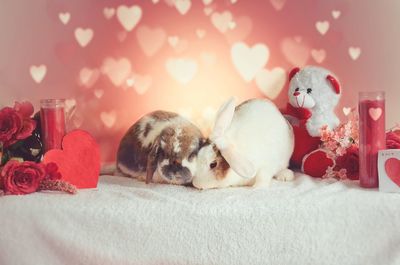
[0,0,399,162]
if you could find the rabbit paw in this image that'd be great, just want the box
[275,168,295,182]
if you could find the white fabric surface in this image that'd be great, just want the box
[1,173,400,265]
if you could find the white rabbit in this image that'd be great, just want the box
[192,98,295,189]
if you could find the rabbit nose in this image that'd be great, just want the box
[293,91,300,96]
[172,159,181,166]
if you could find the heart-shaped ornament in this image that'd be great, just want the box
[30,65,47,84]
[79,67,100,88]
[270,0,286,11]
[100,111,117,128]
[175,0,191,15]
[103,7,115,19]
[349,46,361,60]
[43,130,100,189]
[117,5,142,31]
[281,37,310,67]
[343,107,352,116]
[196,29,206,39]
[385,158,400,187]
[166,57,198,84]
[231,42,269,82]
[332,10,341,19]
[211,11,233,33]
[94,89,104,99]
[302,149,335,178]
[74,28,94,47]
[311,49,326,63]
[132,73,152,95]
[369,107,382,121]
[59,12,71,25]
[136,26,166,57]
[315,21,330,35]
[101,57,132,86]
[255,67,286,99]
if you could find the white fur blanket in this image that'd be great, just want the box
[1,174,400,265]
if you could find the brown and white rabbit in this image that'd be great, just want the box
[192,98,295,189]
[117,111,204,185]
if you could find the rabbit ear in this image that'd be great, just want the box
[211,97,255,179]
[146,140,160,184]
[211,97,236,140]
[220,144,256,179]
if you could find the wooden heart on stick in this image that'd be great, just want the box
[43,130,100,189]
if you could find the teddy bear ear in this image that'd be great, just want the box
[326,75,341,94]
[289,67,300,81]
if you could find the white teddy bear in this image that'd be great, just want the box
[287,66,341,137]
[284,66,342,177]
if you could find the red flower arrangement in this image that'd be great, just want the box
[0,101,76,196]
[319,109,360,180]
[320,110,400,181]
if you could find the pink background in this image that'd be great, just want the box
[0,0,399,162]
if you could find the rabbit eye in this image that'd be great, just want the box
[189,151,197,160]
[209,161,217,169]
[295,87,300,92]
[307,88,312,94]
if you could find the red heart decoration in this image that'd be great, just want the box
[384,158,400,187]
[43,130,100,188]
[302,149,335,178]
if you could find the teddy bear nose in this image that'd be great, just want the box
[293,91,300,96]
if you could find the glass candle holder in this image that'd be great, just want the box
[358,91,386,188]
[40,99,66,153]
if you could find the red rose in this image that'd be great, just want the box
[386,130,400,149]
[1,160,46,195]
[0,102,36,147]
[335,145,359,180]
[14,101,34,119]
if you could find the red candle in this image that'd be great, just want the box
[40,99,66,153]
[358,92,386,188]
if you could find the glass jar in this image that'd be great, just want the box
[40,99,66,153]
[358,91,385,188]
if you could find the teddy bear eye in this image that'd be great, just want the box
[307,88,312,94]
[209,161,217,169]
[295,88,300,92]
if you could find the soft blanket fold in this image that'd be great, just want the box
[1,174,399,265]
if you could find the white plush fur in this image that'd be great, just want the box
[193,99,294,189]
[288,66,341,137]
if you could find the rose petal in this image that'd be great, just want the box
[15,119,36,140]
[14,101,34,118]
